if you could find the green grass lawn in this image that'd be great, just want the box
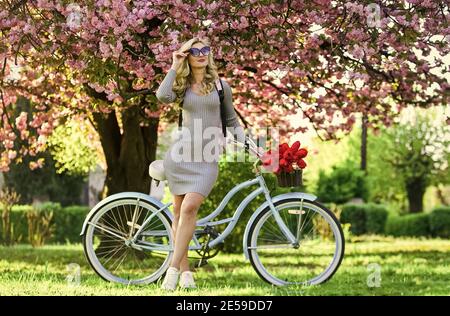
[0,236,449,296]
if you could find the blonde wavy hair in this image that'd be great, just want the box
[172,37,221,106]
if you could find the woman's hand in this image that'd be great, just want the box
[171,50,189,71]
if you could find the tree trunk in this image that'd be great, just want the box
[87,106,160,259]
[405,178,427,213]
[436,185,450,206]
[91,106,159,197]
[361,112,368,173]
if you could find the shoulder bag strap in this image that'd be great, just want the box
[214,78,227,137]
[178,102,183,132]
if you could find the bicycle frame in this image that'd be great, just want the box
[81,136,312,255]
[130,171,298,252]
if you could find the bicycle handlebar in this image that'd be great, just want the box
[225,135,264,159]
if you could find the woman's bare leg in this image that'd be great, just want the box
[171,194,190,272]
[170,192,205,271]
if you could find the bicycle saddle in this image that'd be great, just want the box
[148,159,166,181]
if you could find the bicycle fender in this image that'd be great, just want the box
[79,192,173,236]
[242,192,317,260]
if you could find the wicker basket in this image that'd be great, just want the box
[276,169,303,187]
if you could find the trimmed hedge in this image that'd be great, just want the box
[340,204,366,235]
[340,203,389,235]
[2,202,449,245]
[429,207,450,238]
[341,204,450,238]
[385,213,431,237]
[52,204,89,243]
[0,202,89,244]
[385,207,450,238]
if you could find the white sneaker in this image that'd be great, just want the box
[179,271,196,289]
[161,267,180,291]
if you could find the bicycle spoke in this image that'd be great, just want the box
[248,244,292,249]
[88,222,127,241]
[102,244,127,266]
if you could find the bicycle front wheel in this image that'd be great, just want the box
[247,198,344,286]
[82,198,173,285]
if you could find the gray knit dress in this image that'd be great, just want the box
[155,68,245,198]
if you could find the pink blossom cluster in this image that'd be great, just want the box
[0,0,448,171]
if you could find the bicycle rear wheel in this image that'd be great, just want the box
[82,198,173,285]
[247,198,344,286]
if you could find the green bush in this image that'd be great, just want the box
[0,203,89,244]
[384,207,450,238]
[316,160,368,204]
[52,205,89,243]
[429,207,450,238]
[340,204,366,235]
[340,203,388,235]
[365,205,389,234]
[385,213,431,237]
[26,207,55,247]
[0,188,22,246]
[0,205,31,243]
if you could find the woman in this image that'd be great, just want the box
[155,37,245,290]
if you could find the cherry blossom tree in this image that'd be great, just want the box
[1,0,449,196]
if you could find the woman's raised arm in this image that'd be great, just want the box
[155,68,178,103]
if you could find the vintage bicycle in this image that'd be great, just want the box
[80,136,345,286]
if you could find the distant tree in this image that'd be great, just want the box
[368,108,450,213]
[47,115,100,176]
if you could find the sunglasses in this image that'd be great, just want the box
[188,46,211,57]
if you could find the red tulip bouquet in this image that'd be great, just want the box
[261,140,308,187]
